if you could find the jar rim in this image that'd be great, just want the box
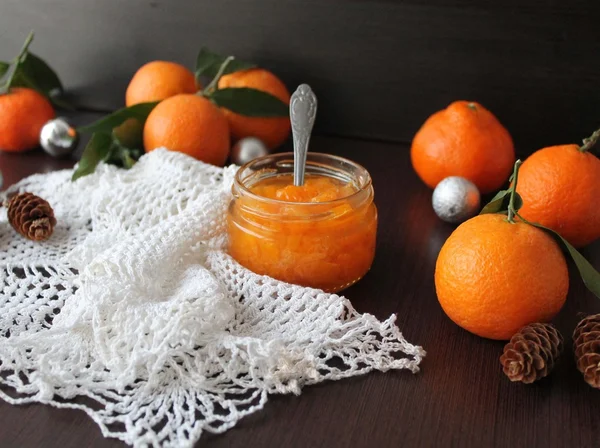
[233,152,373,206]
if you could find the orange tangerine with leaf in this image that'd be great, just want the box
[434,161,584,340]
[516,129,600,248]
[218,68,291,149]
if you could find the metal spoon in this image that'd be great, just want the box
[290,84,317,186]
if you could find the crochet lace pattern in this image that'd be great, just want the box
[0,149,424,447]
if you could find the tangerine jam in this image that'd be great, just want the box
[227,153,377,292]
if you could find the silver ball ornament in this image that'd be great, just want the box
[230,137,269,165]
[432,176,481,223]
[40,118,79,157]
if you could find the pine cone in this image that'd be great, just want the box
[500,323,563,384]
[573,314,600,388]
[5,192,57,241]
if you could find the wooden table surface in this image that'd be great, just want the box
[1,131,599,448]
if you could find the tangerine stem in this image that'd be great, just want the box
[579,128,600,153]
[1,31,34,94]
[203,56,234,95]
[17,31,34,63]
[507,159,522,223]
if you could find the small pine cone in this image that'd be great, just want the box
[5,192,57,241]
[573,314,600,388]
[500,323,564,384]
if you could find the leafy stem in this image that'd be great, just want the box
[579,128,600,154]
[515,210,600,299]
[0,31,34,93]
[15,31,34,62]
[202,56,234,95]
[480,159,600,300]
[194,47,288,117]
[506,159,522,223]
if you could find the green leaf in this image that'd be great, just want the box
[0,61,10,80]
[2,38,66,99]
[112,118,144,149]
[121,151,137,169]
[195,47,255,81]
[77,102,158,134]
[109,141,142,170]
[9,67,36,89]
[512,193,523,211]
[17,52,63,95]
[71,133,114,181]
[527,220,600,299]
[208,87,288,117]
[105,144,124,165]
[0,31,35,95]
[480,190,522,215]
[479,189,510,215]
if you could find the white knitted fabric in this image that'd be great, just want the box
[0,149,424,447]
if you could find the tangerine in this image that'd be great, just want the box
[435,213,569,340]
[516,137,600,248]
[217,68,290,149]
[125,61,198,106]
[411,101,515,194]
[0,88,55,152]
[143,93,230,166]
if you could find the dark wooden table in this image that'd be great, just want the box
[1,132,599,448]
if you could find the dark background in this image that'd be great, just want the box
[1,0,599,153]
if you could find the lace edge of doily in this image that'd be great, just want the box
[0,310,425,447]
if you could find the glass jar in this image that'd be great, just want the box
[227,152,377,292]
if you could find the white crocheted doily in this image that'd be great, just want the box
[0,149,424,447]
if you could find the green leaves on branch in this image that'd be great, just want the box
[480,189,523,216]
[480,159,600,300]
[74,46,290,180]
[71,133,113,181]
[196,47,288,118]
[207,87,289,117]
[77,102,158,134]
[480,160,523,222]
[525,220,600,299]
[72,128,144,182]
[17,52,63,94]
[0,31,68,108]
[73,103,157,181]
[195,47,255,81]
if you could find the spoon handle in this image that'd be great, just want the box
[290,84,317,186]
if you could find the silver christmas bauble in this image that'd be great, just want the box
[230,137,269,165]
[432,176,481,223]
[40,118,79,157]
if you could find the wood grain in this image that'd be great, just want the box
[1,134,599,447]
[1,0,599,151]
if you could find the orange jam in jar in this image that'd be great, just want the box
[227,153,377,292]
